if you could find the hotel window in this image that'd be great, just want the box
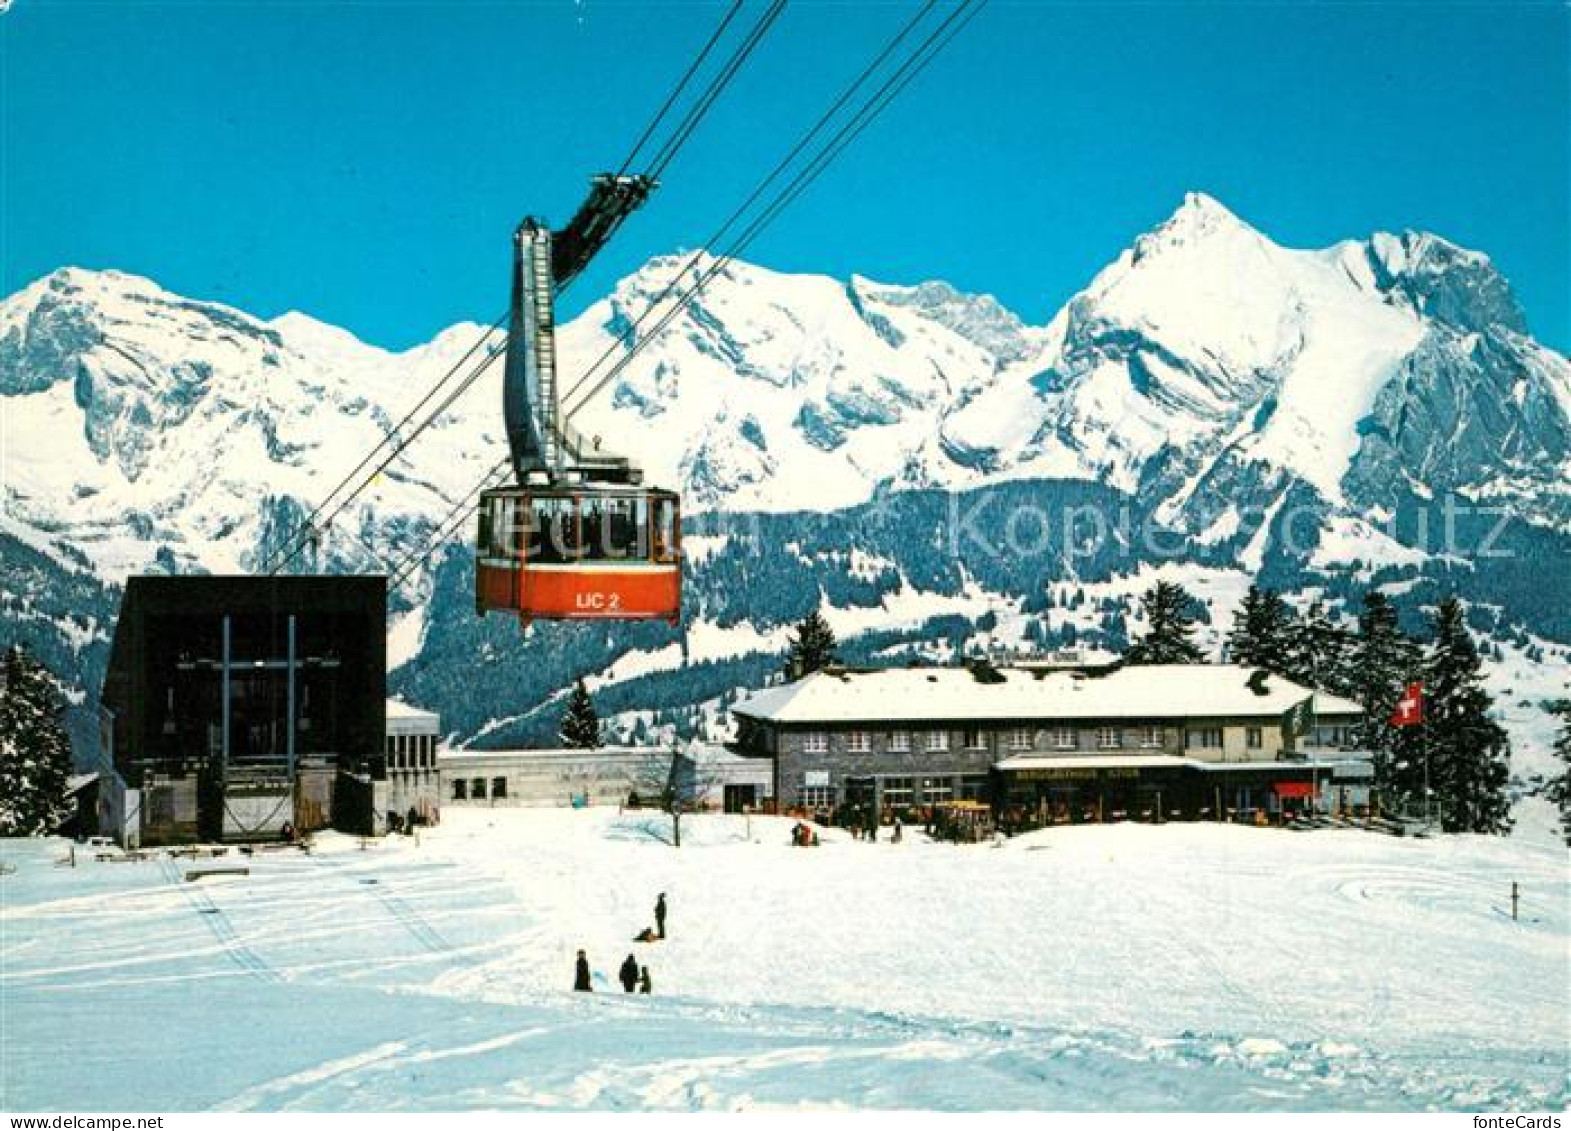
[889,730,912,753]
[801,785,835,809]
[881,777,915,807]
[922,778,954,804]
[491,777,508,799]
[1051,726,1077,750]
[802,732,829,754]
[1310,724,1355,749]
[471,777,488,800]
[452,778,468,800]
[959,774,990,801]
[1097,726,1120,750]
[1007,727,1032,751]
[1246,727,1263,749]
[1136,725,1164,749]
[1187,728,1224,749]
[847,731,872,754]
[926,731,951,752]
[962,728,985,750]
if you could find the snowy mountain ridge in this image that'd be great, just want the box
[3,194,1569,794]
[4,192,1567,594]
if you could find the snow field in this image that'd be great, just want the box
[2,811,1566,1111]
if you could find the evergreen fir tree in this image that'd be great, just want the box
[1124,581,1203,665]
[1542,700,1570,847]
[783,610,839,680]
[558,679,601,749]
[0,661,22,834]
[1227,586,1295,674]
[1286,599,1356,695]
[0,644,74,836]
[1351,590,1422,799]
[1422,598,1512,835]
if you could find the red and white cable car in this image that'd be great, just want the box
[474,174,682,625]
[476,485,680,623]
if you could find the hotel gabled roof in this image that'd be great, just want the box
[732,664,1362,726]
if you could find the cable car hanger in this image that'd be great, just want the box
[476,173,683,626]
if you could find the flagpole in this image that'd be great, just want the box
[1421,715,1430,828]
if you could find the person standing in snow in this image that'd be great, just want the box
[639,966,652,994]
[574,950,592,992]
[655,892,667,939]
[619,953,640,993]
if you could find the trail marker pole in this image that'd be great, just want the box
[1511,881,1519,922]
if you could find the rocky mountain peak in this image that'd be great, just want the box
[1362,229,1526,335]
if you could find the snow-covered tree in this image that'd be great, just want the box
[1227,586,1294,674]
[559,679,601,749]
[1286,598,1356,696]
[1422,598,1512,835]
[1124,581,1203,665]
[783,610,838,681]
[1542,700,1571,847]
[0,644,74,836]
[1351,590,1421,797]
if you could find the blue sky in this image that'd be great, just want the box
[3,1,1567,351]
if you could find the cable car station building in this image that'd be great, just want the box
[98,576,387,846]
[730,663,1368,826]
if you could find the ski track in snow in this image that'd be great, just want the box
[1,813,1567,1112]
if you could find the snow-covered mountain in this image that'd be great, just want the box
[5,193,1566,582]
[3,193,1568,790]
[565,192,1569,533]
[0,266,505,582]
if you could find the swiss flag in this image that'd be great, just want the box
[1389,682,1424,727]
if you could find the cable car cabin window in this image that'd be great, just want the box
[527,496,581,564]
[580,497,608,559]
[633,495,650,554]
[579,496,643,562]
[478,501,495,557]
[484,495,524,558]
[652,496,679,563]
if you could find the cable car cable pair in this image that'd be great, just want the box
[264,311,508,575]
[265,1,771,583]
[561,0,985,421]
[555,0,940,417]
[403,1,987,613]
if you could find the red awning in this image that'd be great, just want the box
[1274,782,1315,799]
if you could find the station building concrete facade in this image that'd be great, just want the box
[439,744,772,813]
[383,698,442,827]
[98,575,386,846]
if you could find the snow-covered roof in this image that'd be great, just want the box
[65,772,100,794]
[386,698,439,724]
[440,745,658,764]
[1311,691,1362,717]
[733,664,1348,726]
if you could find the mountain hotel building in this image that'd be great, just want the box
[730,663,1368,825]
